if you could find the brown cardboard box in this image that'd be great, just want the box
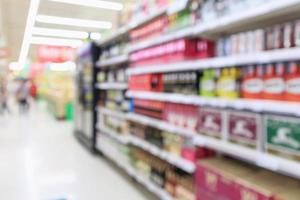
[196,157,300,200]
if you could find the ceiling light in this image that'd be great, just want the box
[31,37,83,47]
[90,32,102,40]
[49,0,123,11]
[33,27,89,39]
[36,15,112,29]
[18,0,41,66]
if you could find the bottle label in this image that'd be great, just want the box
[264,78,285,94]
[202,80,215,91]
[286,78,300,94]
[219,80,236,91]
[242,78,263,94]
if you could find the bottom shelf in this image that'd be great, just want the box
[97,140,174,200]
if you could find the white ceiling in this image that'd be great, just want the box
[0,0,129,62]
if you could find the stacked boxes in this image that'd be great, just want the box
[196,157,300,200]
[265,115,300,160]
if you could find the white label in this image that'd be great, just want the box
[286,78,300,94]
[219,80,236,91]
[242,78,263,93]
[264,78,285,94]
[202,80,215,91]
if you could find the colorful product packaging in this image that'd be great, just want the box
[263,63,285,100]
[196,157,300,200]
[128,74,163,91]
[265,115,300,160]
[285,62,300,101]
[163,103,199,130]
[198,107,224,138]
[217,67,241,99]
[130,39,199,66]
[133,99,165,119]
[241,65,264,99]
[227,110,263,147]
[163,71,199,95]
[197,39,215,58]
[199,69,217,97]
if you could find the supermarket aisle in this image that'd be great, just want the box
[0,102,155,200]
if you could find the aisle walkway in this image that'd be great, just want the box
[0,102,155,200]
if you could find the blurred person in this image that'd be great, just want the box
[16,79,30,113]
[0,80,10,114]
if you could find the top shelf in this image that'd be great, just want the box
[129,0,300,52]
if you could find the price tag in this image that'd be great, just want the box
[256,154,279,171]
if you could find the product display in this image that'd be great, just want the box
[265,115,300,160]
[196,157,300,200]
[93,1,300,200]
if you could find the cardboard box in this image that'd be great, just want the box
[133,99,165,119]
[265,115,300,159]
[227,110,263,147]
[196,157,300,200]
[129,74,163,91]
[163,103,198,130]
[198,107,224,138]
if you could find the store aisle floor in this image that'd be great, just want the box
[0,102,155,200]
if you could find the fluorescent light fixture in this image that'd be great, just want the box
[18,0,41,66]
[49,61,76,71]
[90,32,102,40]
[36,15,112,29]
[9,62,24,71]
[31,37,83,47]
[49,0,123,11]
[32,27,89,39]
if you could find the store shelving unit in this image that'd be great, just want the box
[127,47,300,75]
[98,123,195,173]
[96,82,128,90]
[128,0,300,52]
[74,42,100,152]
[126,91,300,116]
[96,54,129,68]
[97,135,174,200]
[89,0,300,199]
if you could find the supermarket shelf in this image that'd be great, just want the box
[98,126,129,145]
[98,26,129,46]
[129,25,195,53]
[99,107,193,137]
[129,0,189,30]
[98,107,127,119]
[96,54,129,68]
[97,141,174,200]
[99,108,300,179]
[128,135,195,173]
[129,9,166,30]
[98,123,195,173]
[193,0,300,35]
[126,91,300,116]
[193,135,300,180]
[126,112,194,137]
[129,0,300,52]
[127,47,300,75]
[96,82,128,90]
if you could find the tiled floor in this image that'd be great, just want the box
[0,102,155,200]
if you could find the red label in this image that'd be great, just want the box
[198,108,223,137]
[228,111,261,144]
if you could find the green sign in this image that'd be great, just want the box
[266,116,300,155]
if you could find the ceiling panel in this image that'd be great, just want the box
[0,0,126,62]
